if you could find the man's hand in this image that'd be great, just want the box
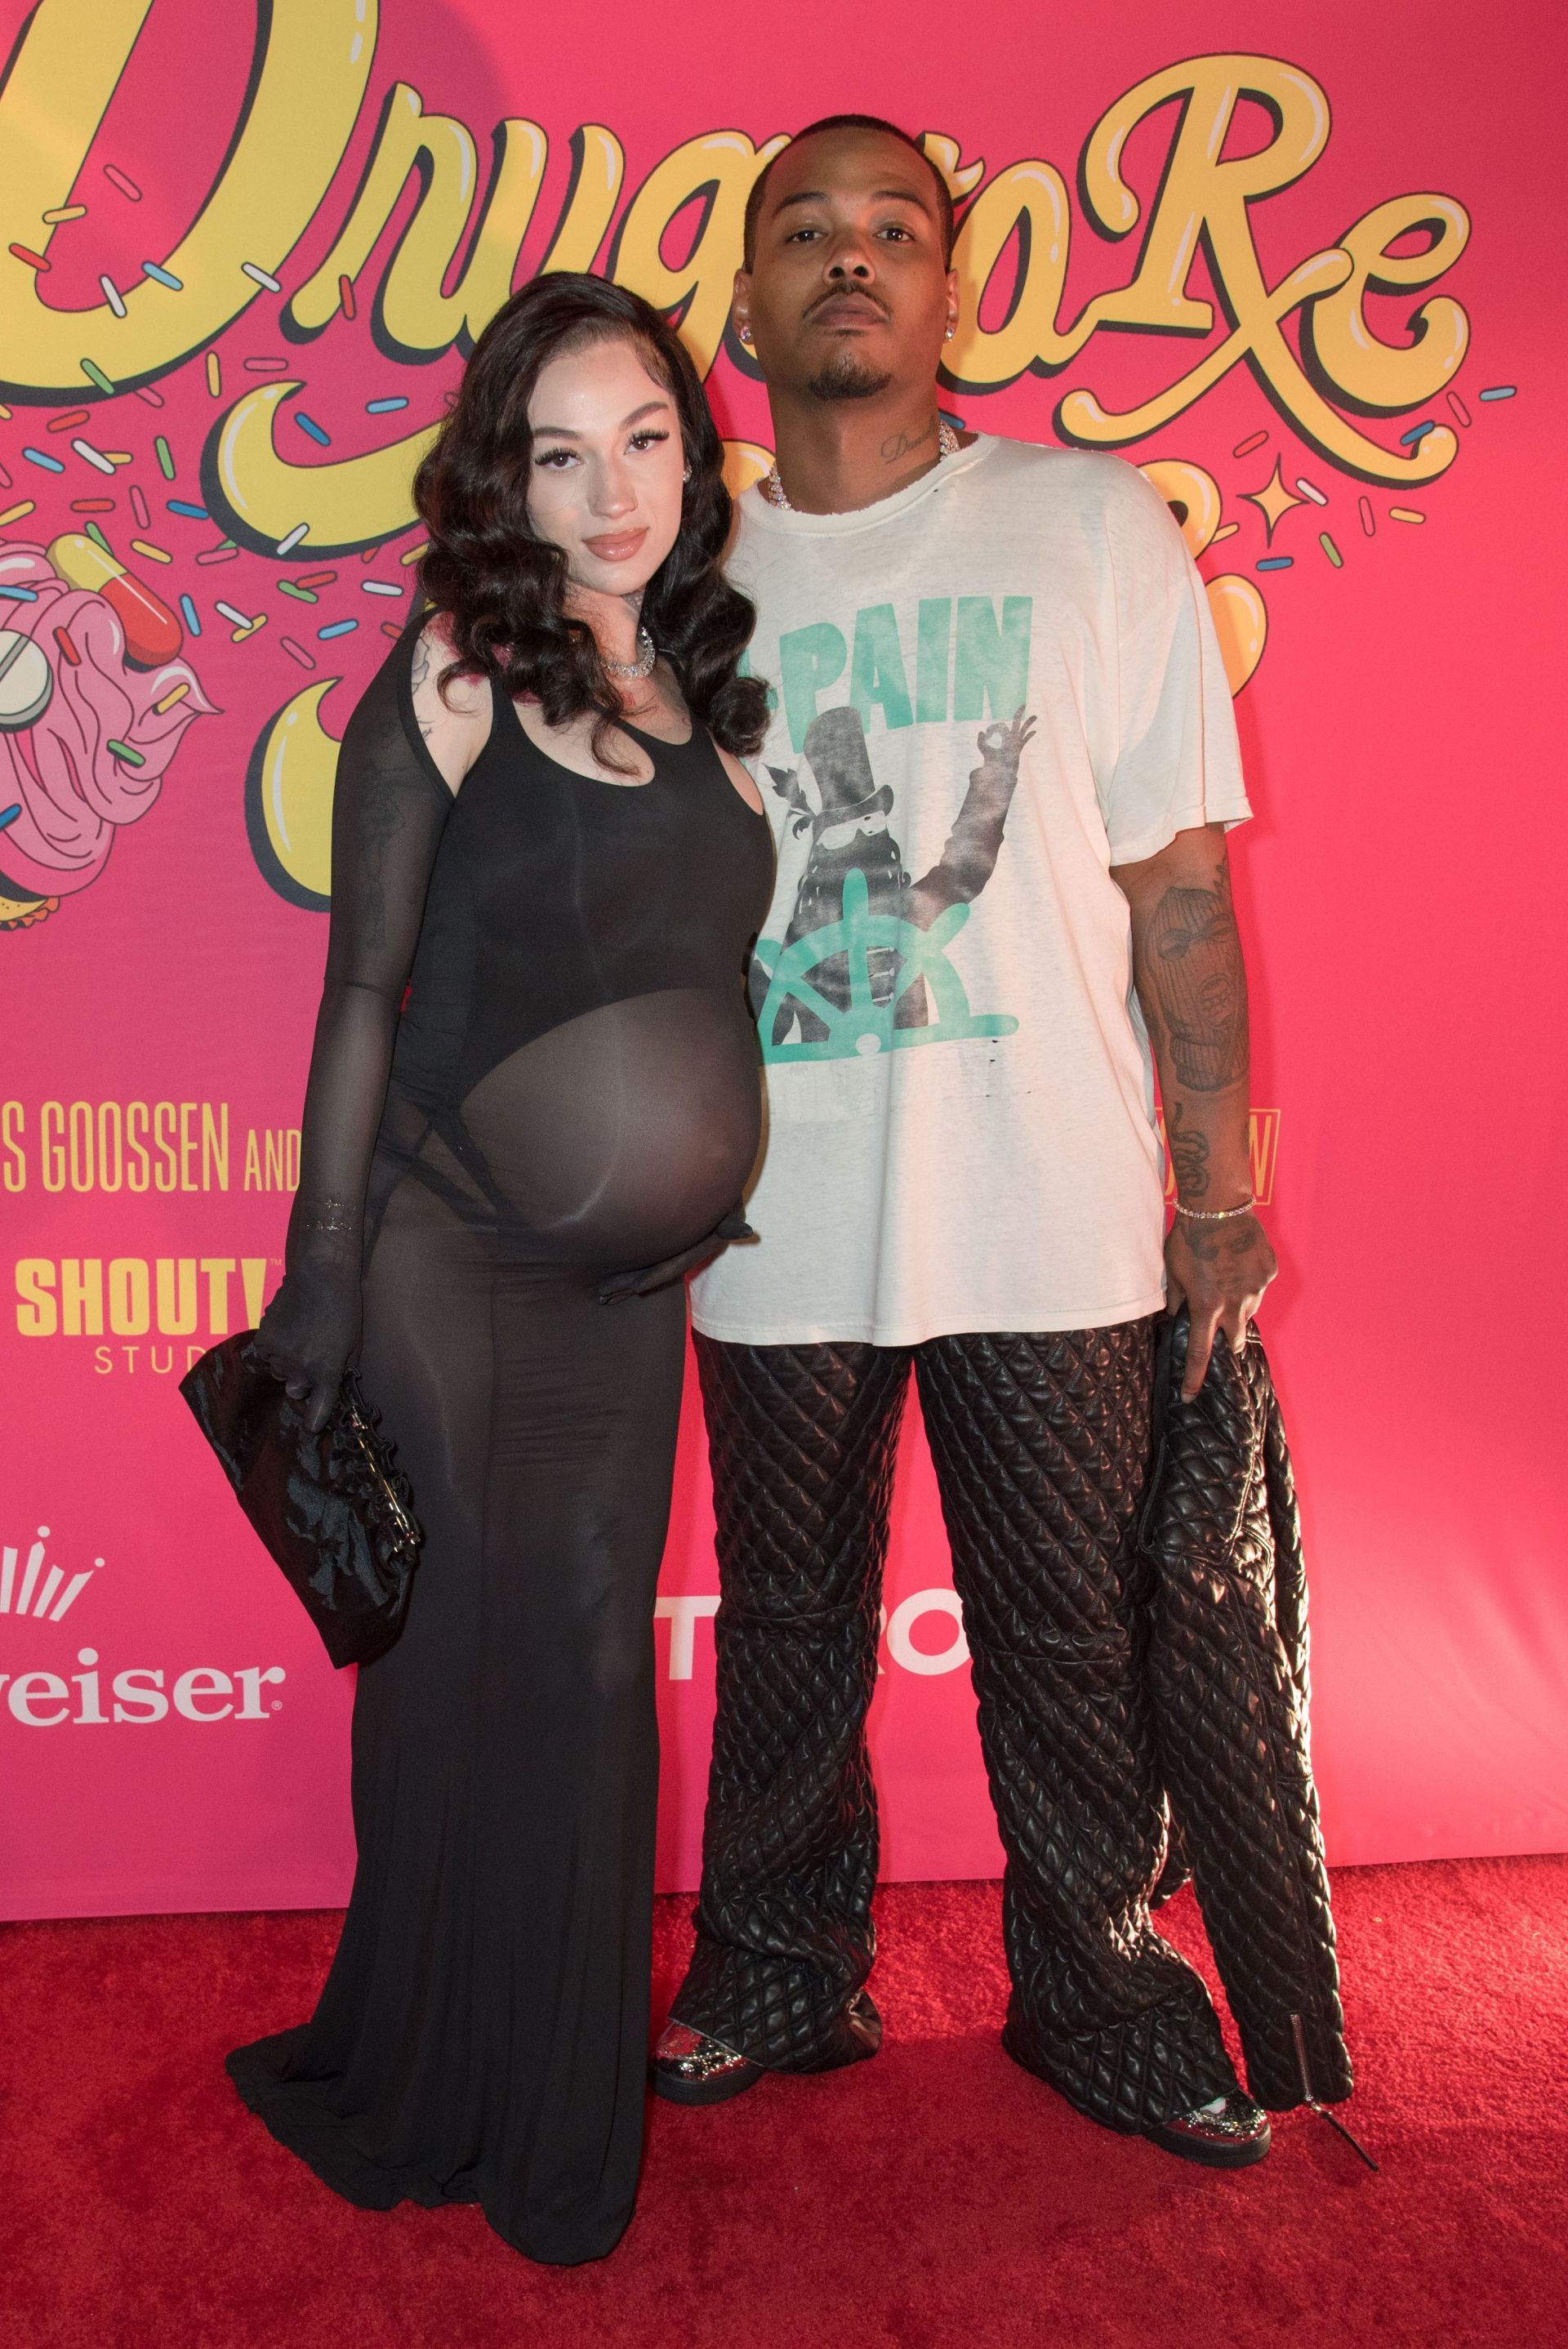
[1165,1210,1277,1400]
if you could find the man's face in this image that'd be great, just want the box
[736,128,957,403]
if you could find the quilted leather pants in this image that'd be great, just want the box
[671,1322,1240,2133]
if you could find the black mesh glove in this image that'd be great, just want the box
[252,625,453,1432]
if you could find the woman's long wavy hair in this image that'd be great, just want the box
[414,274,769,762]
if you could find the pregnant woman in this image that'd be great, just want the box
[228,274,773,2265]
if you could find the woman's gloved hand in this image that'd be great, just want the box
[599,1210,754,1304]
[252,1258,363,1434]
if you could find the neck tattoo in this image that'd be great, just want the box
[760,417,960,514]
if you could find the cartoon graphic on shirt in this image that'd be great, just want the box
[752,702,1032,1062]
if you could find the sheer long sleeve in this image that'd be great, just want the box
[252,631,453,1426]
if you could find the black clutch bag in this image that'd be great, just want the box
[179,1332,421,1668]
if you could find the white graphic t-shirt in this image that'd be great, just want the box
[691,435,1251,1348]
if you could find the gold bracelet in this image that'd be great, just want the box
[1173,1197,1256,1223]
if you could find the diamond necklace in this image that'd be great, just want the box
[760,418,960,514]
[601,624,657,680]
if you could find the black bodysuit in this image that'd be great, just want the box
[227,622,773,2264]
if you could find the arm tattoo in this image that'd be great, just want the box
[410,632,434,739]
[1164,1100,1211,1201]
[1143,862,1249,1092]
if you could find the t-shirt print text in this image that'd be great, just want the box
[750,595,1035,1067]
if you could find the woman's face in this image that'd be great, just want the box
[524,336,686,599]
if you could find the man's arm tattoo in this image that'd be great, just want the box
[1141,862,1249,1092]
[1164,1100,1211,1200]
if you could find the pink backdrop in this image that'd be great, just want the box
[2,0,1564,1920]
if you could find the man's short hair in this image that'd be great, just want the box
[742,114,956,271]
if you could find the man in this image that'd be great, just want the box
[654,114,1278,2167]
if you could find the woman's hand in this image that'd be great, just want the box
[252,1262,363,1434]
[599,1210,754,1304]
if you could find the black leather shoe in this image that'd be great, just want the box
[1144,2093,1272,2168]
[652,1990,882,2106]
[651,2021,764,2106]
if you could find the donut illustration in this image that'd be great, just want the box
[0,540,216,928]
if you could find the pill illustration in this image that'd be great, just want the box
[0,631,54,728]
[47,532,182,666]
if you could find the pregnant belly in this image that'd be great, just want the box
[455,987,763,1269]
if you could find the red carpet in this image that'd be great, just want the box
[2,1856,1564,2349]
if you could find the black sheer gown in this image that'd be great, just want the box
[226,622,773,2264]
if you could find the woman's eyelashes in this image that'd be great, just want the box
[531,430,673,471]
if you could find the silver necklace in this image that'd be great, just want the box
[601,624,657,680]
[760,418,960,514]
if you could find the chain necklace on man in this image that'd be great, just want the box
[760,417,960,514]
[601,624,657,681]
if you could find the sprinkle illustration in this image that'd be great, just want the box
[72,439,117,477]
[1358,497,1376,537]
[47,409,90,434]
[1389,506,1425,524]
[179,595,200,635]
[53,623,82,665]
[134,386,164,408]
[1232,430,1268,459]
[281,635,315,670]
[80,358,115,394]
[1209,522,1239,543]
[106,738,145,765]
[241,261,283,292]
[84,522,114,556]
[399,542,430,566]
[231,613,268,643]
[295,413,332,447]
[100,274,127,319]
[42,205,87,224]
[363,580,402,597]
[318,618,358,640]
[1398,420,1437,448]
[1294,476,1328,506]
[24,447,65,473]
[69,499,114,515]
[167,500,208,519]
[0,584,40,602]
[297,571,336,590]
[368,396,408,415]
[215,602,252,630]
[130,484,150,528]
[194,545,238,566]
[103,164,142,200]
[154,437,176,479]
[9,243,50,273]
[278,581,317,603]
[381,620,403,640]
[1255,555,1294,571]
[154,681,190,713]
[243,357,287,373]
[1478,385,1516,401]
[205,352,221,397]
[1319,533,1343,568]
[142,261,182,291]
[1446,390,1471,427]
[275,522,310,556]
[0,501,37,528]
[339,275,357,319]
[129,538,172,564]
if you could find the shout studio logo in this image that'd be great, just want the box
[1,1525,102,1624]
